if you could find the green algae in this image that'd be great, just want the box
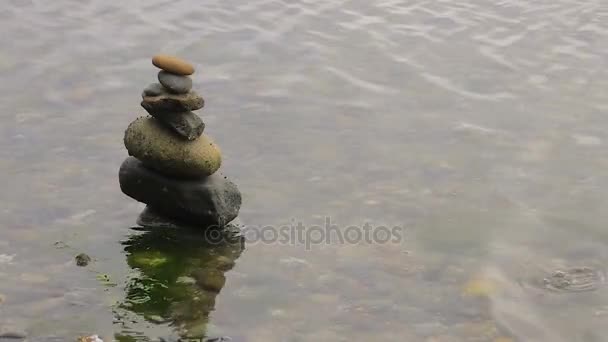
[116,225,245,339]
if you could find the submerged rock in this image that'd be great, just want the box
[148,111,205,141]
[129,250,170,269]
[541,267,605,292]
[158,71,193,94]
[119,157,241,227]
[123,117,221,178]
[0,321,27,340]
[159,336,232,342]
[77,335,103,342]
[75,253,92,267]
[137,206,185,229]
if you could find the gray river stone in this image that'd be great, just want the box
[142,83,165,97]
[119,157,241,227]
[141,89,204,113]
[158,71,193,94]
[148,111,205,141]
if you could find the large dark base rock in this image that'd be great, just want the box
[136,206,187,229]
[119,157,241,227]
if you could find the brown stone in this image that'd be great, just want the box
[152,54,195,75]
[123,117,221,178]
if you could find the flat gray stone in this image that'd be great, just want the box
[119,157,241,227]
[141,89,204,113]
[158,71,192,94]
[148,111,205,141]
[142,83,165,97]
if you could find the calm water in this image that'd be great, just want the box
[1,0,608,341]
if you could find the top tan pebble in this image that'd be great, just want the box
[152,54,195,75]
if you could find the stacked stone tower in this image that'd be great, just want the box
[119,55,241,228]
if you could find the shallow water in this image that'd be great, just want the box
[1,0,608,341]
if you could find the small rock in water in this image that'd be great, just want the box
[152,54,195,75]
[0,254,15,264]
[142,83,165,97]
[141,90,204,113]
[148,110,205,141]
[0,331,26,339]
[136,206,185,229]
[77,335,103,342]
[75,253,92,267]
[0,322,27,340]
[158,71,193,94]
[542,266,604,292]
[159,336,232,342]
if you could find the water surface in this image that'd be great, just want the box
[1,0,608,341]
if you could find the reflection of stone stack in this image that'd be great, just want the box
[119,226,245,339]
[119,55,241,227]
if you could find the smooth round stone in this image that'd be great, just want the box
[142,83,164,97]
[152,54,195,75]
[124,117,221,178]
[75,253,91,267]
[158,71,192,94]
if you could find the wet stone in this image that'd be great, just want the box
[0,331,27,340]
[148,111,205,141]
[0,322,27,340]
[119,157,241,227]
[75,253,92,267]
[137,206,185,229]
[158,71,192,94]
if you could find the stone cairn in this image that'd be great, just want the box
[119,55,241,228]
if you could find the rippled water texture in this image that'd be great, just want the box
[1,0,608,341]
